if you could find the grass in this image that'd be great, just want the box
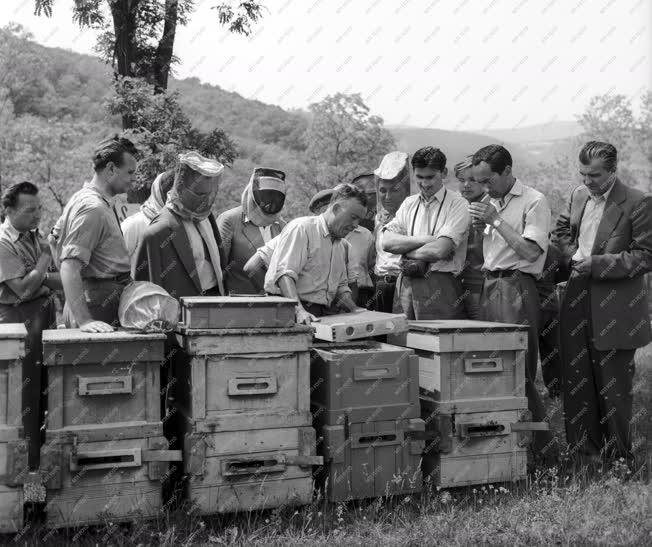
[4,345,652,546]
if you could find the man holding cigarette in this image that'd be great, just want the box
[469,144,554,461]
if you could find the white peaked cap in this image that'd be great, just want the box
[374,151,409,181]
[179,151,224,177]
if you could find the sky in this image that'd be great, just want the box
[2,0,651,132]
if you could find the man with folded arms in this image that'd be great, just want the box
[264,183,366,325]
[469,144,554,461]
[382,146,469,319]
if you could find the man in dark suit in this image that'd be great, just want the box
[135,151,226,298]
[217,168,286,295]
[554,141,652,466]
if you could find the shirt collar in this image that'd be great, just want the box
[317,214,331,238]
[83,181,114,207]
[590,180,615,202]
[507,179,523,197]
[1,218,36,243]
[419,185,446,205]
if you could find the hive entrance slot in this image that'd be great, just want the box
[358,434,397,444]
[77,454,135,466]
[230,458,278,470]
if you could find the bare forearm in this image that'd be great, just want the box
[335,289,357,312]
[7,254,50,299]
[383,232,435,254]
[278,275,302,306]
[405,238,454,261]
[495,223,542,263]
[43,272,63,291]
[60,260,93,325]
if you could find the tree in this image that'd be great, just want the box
[34,1,264,127]
[303,93,395,197]
[107,76,238,202]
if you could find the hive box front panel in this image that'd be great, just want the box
[317,418,424,502]
[0,324,27,532]
[180,296,297,329]
[188,350,311,431]
[311,342,419,424]
[41,434,174,528]
[421,400,529,488]
[389,320,528,406]
[185,426,318,514]
[42,330,165,432]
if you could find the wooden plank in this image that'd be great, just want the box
[312,310,408,342]
[42,329,165,345]
[0,367,8,427]
[433,397,529,415]
[144,362,160,424]
[0,484,23,533]
[45,421,163,443]
[7,356,23,429]
[297,352,310,414]
[191,357,207,421]
[407,319,528,334]
[178,330,311,356]
[0,427,22,443]
[44,367,63,431]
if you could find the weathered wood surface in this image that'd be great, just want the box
[41,435,172,528]
[313,310,408,342]
[185,426,316,514]
[311,342,419,425]
[421,402,530,487]
[180,296,297,329]
[317,418,424,502]
[185,349,311,432]
[0,484,23,533]
[176,327,311,356]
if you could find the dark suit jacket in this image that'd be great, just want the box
[216,205,285,295]
[134,207,225,299]
[553,179,652,350]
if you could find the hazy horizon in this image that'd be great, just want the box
[2,0,650,133]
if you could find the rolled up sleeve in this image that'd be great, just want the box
[522,196,551,252]
[0,243,26,284]
[437,198,470,247]
[383,201,409,235]
[264,222,308,292]
[59,205,104,265]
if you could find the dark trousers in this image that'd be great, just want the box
[394,272,466,320]
[356,286,375,309]
[63,275,130,328]
[0,295,56,469]
[373,277,397,313]
[559,273,635,461]
[479,273,554,457]
[539,307,562,398]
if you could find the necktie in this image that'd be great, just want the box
[195,220,225,295]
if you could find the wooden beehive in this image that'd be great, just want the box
[185,425,320,514]
[388,320,528,408]
[310,341,419,424]
[312,310,408,342]
[0,324,27,532]
[174,326,312,432]
[420,397,539,488]
[179,296,297,329]
[42,330,165,433]
[316,418,424,502]
[40,423,180,528]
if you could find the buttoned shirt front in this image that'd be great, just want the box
[345,226,374,288]
[244,214,273,244]
[572,183,614,262]
[57,182,131,278]
[383,187,470,273]
[374,230,402,276]
[0,219,43,305]
[482,179,550,276]
[264,214,350,306]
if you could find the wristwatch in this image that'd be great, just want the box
[492,218,502,229]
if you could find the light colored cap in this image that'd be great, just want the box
[374,151,409,181]
[179,151,224,177]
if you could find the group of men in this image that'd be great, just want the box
[0,135,650,472]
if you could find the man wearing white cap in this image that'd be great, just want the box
[135,151,226,299]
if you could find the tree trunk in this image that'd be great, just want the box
[110,0,141,128]
[153,0,179,93]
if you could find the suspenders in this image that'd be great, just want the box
[409,189,448,237]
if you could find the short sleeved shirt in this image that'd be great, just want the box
[57,183,130,278]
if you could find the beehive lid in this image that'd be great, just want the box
[312,310,408,342]
[176,324,311,337]
[180,296,297,308]
[407,320,529,334]
[42,329,166,344]
[0,324,27,339]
